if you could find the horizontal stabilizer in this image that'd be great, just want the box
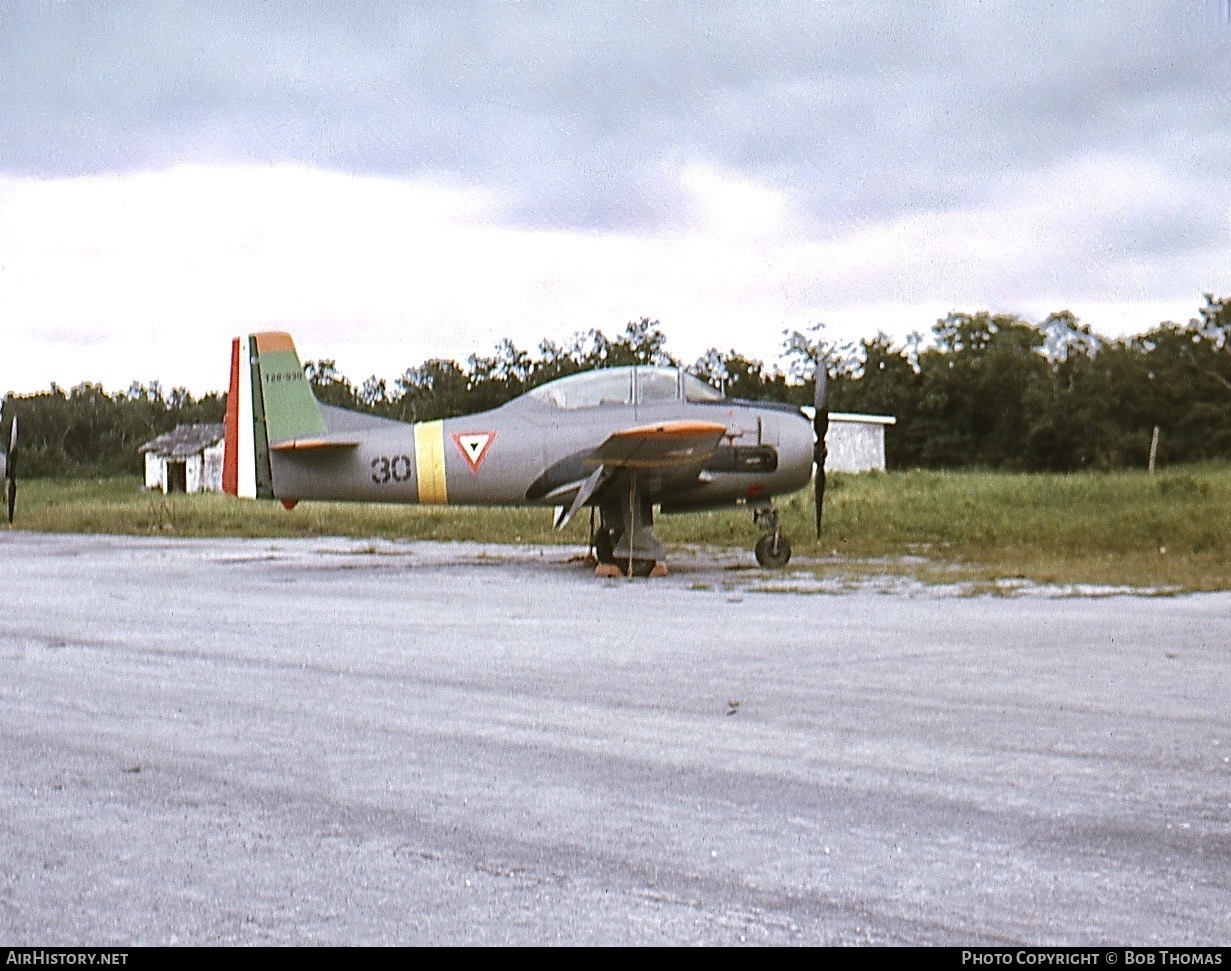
[270,435,360,452]
[588,420,726,469]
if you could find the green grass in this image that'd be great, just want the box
[11,465,1231,591]
[747,466,1231,590]
[14,478,570,544]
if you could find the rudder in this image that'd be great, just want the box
[224,332,327,499]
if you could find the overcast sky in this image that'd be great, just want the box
[2,0,1229,396]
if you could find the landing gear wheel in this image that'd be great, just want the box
[594,527,616,565]
[626,558,657,578]
[755,534,792,568]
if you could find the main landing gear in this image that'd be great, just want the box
[589,481,668,578]
[583,491,794,576]
[591,521,666,578]
[752,505,791,568]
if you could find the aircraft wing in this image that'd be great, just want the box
[587,420,727,469]
[554,420,727,530]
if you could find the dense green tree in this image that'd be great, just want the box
[908,313,1050,468]
[303,359,363,410]
[3,383,223,478]
[832,334,922,467]
[690,348,794,402]
[7,299,1231,477]
[1183,293,1231,399]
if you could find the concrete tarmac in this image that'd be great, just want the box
[0,532,1228,945]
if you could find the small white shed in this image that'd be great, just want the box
[802,410,896,473]
[139,424,226,494]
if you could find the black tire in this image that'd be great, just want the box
[754,534,791,568]
[594,527,616,565]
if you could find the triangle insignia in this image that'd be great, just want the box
[452,431,496,473]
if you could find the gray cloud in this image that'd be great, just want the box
[2,0,1229,240]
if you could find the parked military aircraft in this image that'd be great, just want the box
[223,332,830,575]
[0,405,16,524]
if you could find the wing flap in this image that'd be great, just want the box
[555,463,612,530]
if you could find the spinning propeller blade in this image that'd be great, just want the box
[813,361,829,539]
[6,414,17,525]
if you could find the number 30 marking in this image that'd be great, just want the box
[371,455,412,484]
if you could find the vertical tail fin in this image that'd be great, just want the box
[223,332,326,499]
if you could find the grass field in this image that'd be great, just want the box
[11,465,1231,590]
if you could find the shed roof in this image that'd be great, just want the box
[799,408,896,425]
[139,423,225,458]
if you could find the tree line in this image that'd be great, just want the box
[2,382,224,480]
[5,296,1229,478]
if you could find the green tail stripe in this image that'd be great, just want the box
[258,347,328,445]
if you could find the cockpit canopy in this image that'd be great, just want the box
[526,366,725,410]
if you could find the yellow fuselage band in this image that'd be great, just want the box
[414,421,448,504]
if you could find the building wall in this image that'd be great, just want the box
[144,452,164,492]
[825,421,887,473]
[201,442,224,493]
[145,441,225,494]
[185,454,203,494]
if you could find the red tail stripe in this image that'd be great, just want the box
[222,337,240,495]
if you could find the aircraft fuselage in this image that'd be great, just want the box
[269,393,814,513]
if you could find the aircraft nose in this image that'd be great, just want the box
[778,409,816,489]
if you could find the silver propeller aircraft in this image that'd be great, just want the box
[224,332,831,575]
